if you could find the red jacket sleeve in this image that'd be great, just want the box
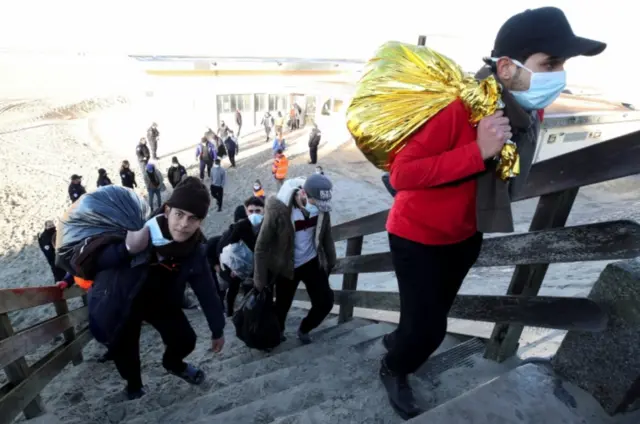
[389,100,486,190]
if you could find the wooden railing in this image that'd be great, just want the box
[0,286,90,423]
[2,130,640,422]
[296,128,640,362]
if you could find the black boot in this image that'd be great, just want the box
[382,332,396,351]
[379,359,424,420]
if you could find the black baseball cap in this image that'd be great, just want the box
[70,174,82,180]
[492,7,606,60]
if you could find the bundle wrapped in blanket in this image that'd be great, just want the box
[346,41,519,180]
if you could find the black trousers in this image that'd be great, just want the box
[210,185,224,211]
[309,146,318,164]
[384,232,482,375]
[228,153,236,167]
[226,276,249,316]
[274,257,334,334]
[111,293,197,391]
[199,160,213,180]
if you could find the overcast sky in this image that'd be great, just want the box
[1,0,635,100]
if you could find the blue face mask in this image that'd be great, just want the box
[508,59,566,110]
[248,213,263,227]
[144,216,173,247]
[305,202,319,215]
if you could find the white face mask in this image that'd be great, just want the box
[253,185,261,191]
[144,216,173,247]
[496,58,566,110]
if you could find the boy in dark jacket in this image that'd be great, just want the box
[97,169,112,187]
[68,174,86,203]
[119,160,137,189]
[167,156,187,188]
[216,196,264,316]
[79,177,225,400]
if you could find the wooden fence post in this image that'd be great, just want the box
[53,299,83,365]
[0,313,45,419]
[484,187,580,362]
[338,236,364,323]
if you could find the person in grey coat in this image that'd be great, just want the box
[210,159,226,212]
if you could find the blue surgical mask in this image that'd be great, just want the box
[507,59,566,110]
[305,202,319,215]
[144,216,173,246]
[248,213,263,227]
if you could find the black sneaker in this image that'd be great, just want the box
[297,329,312,345]
[125,386,146,401]
[379,359,423,420]
[382,333,395,351]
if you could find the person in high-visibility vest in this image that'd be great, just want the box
[272,149,289,190]
[253,179,265,200]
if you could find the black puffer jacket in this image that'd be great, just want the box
[85,239,225,346]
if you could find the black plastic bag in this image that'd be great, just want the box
[55,185,150,273]
[217,142,227,158]
[232,287,281,351]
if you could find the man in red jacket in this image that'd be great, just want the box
[379,7,606,420]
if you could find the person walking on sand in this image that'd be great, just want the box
[254,175,336,344]
[308,124,321,164]
[97,168,112,187]
[73,177,225,399]
[68,174,86,203]
[144,163,165,210]
[119,161,138,189]
[272,149,289,190]
[272,131,286,156]
[167,156,187,189]
[261,112,274,142]
[136,138,151,172]
[379,7,605,419]
[38,220,67,283]
[274,111,285,135]
[235,108,243,141]
[147,122,160,160]
[210,159,226,212]
[225,133,238,168]
[195,135,217,180]
[253,179,265,200]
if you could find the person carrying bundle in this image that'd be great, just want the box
[57,179,225,400]
[345,7,606,420]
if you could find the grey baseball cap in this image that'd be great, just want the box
[303,174,333,212]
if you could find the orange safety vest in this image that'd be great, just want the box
[253,188,265,198]
[74,276,93,290]
[272,155,289,180]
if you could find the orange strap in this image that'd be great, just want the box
[74,276,93,290]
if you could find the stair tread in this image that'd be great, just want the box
[407,363,612,424]
[268,338,488,424]
[40,308,326,403]
[123,323,394,424]
[51,320,385,424]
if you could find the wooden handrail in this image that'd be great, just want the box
[331,131,640,241]
[0,328,92,423]
[294,289,607,331]
[331,220,640,274]
[0,286,85,315]
[0,307,88,369]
